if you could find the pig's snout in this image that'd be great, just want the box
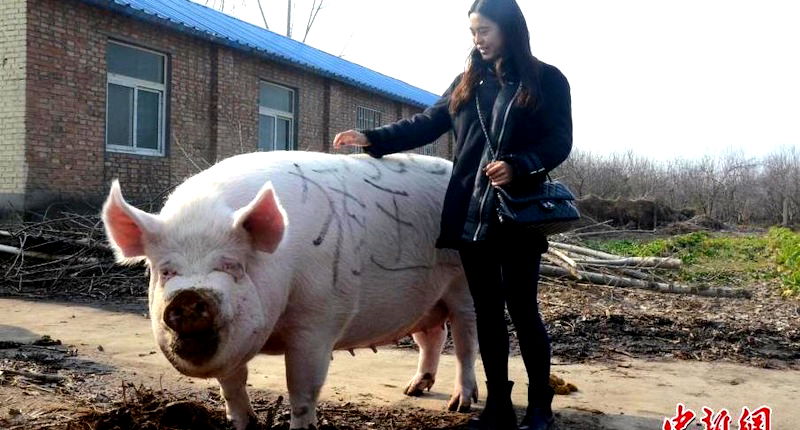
[164,290,218,334]
[163,290,221,365]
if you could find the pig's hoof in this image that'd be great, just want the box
[447,387,478,412]
[229,413,258,430]
[403,372,435,396]
[244,415,260,430]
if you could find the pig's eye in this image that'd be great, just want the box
[216,260,244,283]
[160,269,177,281]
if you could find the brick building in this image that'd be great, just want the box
[0,0,452,216]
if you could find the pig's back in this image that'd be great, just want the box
[162,151,451,226]
[162,151,458,348]
[161,151,339,214]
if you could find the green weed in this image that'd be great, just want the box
[586,232,776,289]
[767,227,800,296]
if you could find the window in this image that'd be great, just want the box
[412,143,438,157]
[352,106,382,154]
[418,143,438,156]
[356,106,382,130]
[259,82,295,151]
[105,41,167,156]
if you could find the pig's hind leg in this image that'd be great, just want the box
[404,322,448,396]
[403,269,479,413]
[218,365,258,430]
[443,272,479,412]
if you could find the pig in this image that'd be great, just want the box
[101,151,479,430]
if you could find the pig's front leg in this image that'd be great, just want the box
[285,340,334,429]
[218,365,258,430]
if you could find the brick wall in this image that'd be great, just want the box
[24,0,217,207]
[328,81,399,155]
[0,0,27,214]
[400,104,454,159]
[328,82,453,157]
[15,0,450,211]
[214,48,329,157]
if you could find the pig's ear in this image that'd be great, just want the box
[102,180,161,263]
[232,182,288,254]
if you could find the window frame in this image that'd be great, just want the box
[105,41,167,157]
[356,105,382,130]
[258,81,296,151]
[353,106,383,154]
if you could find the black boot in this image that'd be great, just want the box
[519,385,554,430]
[467,381,518,430]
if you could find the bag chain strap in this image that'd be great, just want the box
[475,91,553,182]
[475,93,498,162]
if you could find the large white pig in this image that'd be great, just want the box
[102,151,478,430]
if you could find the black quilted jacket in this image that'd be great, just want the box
[363,61,572,250]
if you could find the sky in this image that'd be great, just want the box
[195,0,800,161]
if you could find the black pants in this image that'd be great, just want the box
[459,223,550,401]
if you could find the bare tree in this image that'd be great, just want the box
[301,0,324,43]
[256,0,270,30]
[285,0,325,41]
[764,146,800,225]
[205,0,270,30]
[558,147,799,227]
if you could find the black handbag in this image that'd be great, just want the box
[494,177,580,235]
[475,91,580,235]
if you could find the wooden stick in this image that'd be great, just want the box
[615,267,666,283]
[550,242,680,268]
[539,264,750,298]
[0,244,100,265]
[567,219,614,233]
[0,368,65,383]
[543,251,582,280]
[0,229,112,253]
[549,247,578,268]
[549,242,621,260]
[0,244,62,261]
[573,229,656,237]
[574,257,682,269]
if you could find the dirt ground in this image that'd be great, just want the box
[1,273,798,430]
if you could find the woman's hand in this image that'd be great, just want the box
[333,130,370,150]
[484,161,513,186]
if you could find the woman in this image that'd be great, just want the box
[333,0,571,428]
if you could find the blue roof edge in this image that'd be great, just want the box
[78,0,439,108]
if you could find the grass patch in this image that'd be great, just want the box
[767,227,800,296]
[585,231,777,289]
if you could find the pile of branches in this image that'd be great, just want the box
[0,213,147,299]
[0,213,748,300]
[541,240,750,298]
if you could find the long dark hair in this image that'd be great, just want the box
[449,0,541,113]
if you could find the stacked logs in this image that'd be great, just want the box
[541,242,750,298]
